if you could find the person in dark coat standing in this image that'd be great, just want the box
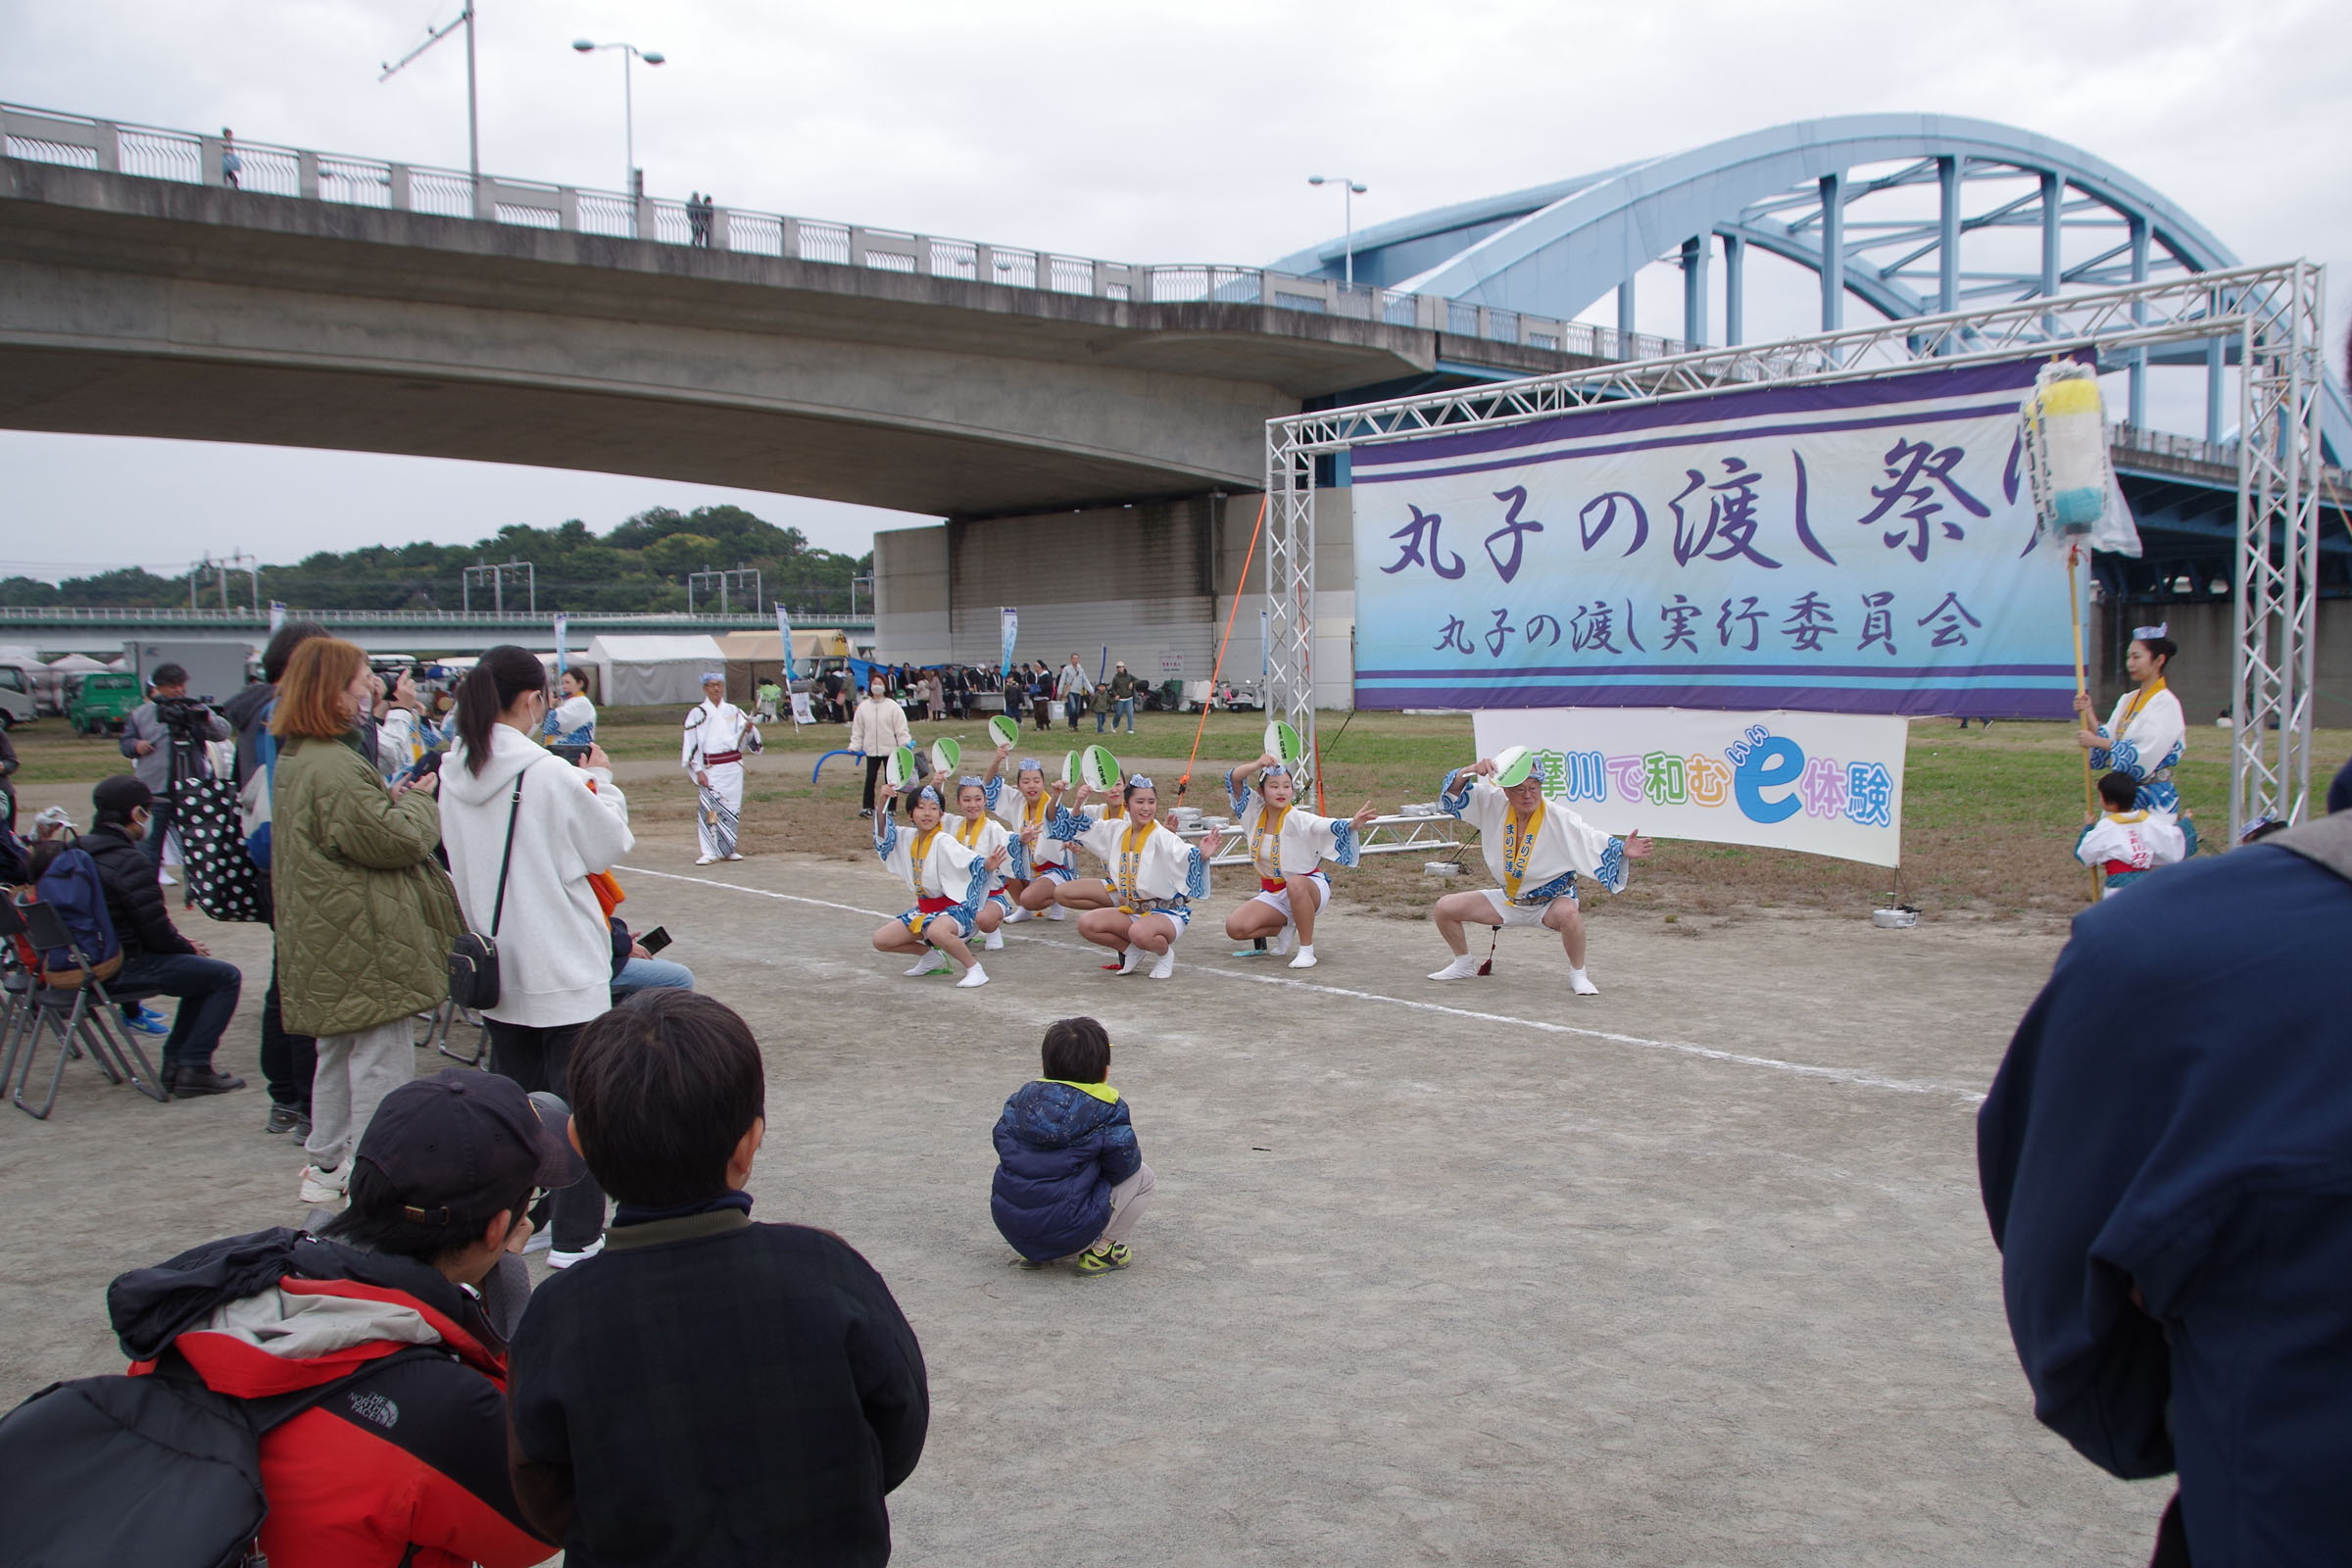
[1980,798,2352,1568]
[990,1015,1155,1275]
[80,776,245,1096]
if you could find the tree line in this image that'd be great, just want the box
[0,506,873,614]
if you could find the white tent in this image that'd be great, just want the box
[586,634,725,708]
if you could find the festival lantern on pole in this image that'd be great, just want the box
[2022,360,2113,901]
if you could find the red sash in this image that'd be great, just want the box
[2099,859,2137,877]
[916,894,956,914]
[704,751,743,765]
[1260,876,1288,894]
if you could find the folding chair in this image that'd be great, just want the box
[412,998,488,1067]
[0,900,38,1098]
[11,900,169,1118]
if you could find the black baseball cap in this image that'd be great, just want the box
[356,1068,586,1226]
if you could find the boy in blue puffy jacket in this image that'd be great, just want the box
[991,1016,1157,1275]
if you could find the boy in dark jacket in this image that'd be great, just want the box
[82,775,246,1096]
[508,992,928,1568]
[991,1015,1157,1275]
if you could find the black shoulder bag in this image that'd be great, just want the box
[447,768,524,1009]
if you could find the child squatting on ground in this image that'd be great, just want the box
[991,1016,1157,1276]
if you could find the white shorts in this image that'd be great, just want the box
[1480,888,1574,927]
[1250,871,1330,921]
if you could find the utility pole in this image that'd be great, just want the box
[381,3,480,190]
[463,560,534,613]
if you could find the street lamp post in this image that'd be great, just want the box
[572,38,665,197]
[379,2,480,187]
[1308,174,1369,289]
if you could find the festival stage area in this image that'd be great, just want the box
[0,802,2172,1564]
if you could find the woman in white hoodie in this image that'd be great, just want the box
[440,645,634,1268]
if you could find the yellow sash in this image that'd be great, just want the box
[908,826,941,890]
[2110,676,2168,742]
[1117,820,1153,909]
[1501,803,1545,901]
[1250,802,1292,876]
[955,814,988,849]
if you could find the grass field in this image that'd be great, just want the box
[15,706,2342,925]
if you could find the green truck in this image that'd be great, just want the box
[68,672,142,736]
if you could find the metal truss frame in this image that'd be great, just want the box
[1264,260,2326,836]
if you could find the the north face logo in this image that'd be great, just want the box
[347,1392,400,1429]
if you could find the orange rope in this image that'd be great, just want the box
[1176,494,1268,801]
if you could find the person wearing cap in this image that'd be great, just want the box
[870,780,1008,988]
[80,774,247,1095]
[101,1067,573,1568]
[1221,753,1379,970]
[2074,627,2196,852]
[1100,660,1138,735]
[681,671,760,863]
[1425,754,1651,994]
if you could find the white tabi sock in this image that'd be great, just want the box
[1569,966,1599,996]
[1427,954,1480,981]
[984,930,1004,951]
[1288,944,1317,969]
[956,963,990,988]
[1116,946,1144,974]
[1004,906,1034,924]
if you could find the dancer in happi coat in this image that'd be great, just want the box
[984,746,1072,923]
[1425,755,1651,994]
[1220,754,1378,970]
[1046,784,1130,913]
[950,776,1014,953]
[543,667,598,746]
[2075,629,2197,854]
[682,672,760,864]
[2075,769,2187,898]
[1040,776,1220,980]
[871,782,1007,988]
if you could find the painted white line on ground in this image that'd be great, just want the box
[619,863,1986,1105]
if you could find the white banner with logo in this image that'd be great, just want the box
[1471,707,1908,867]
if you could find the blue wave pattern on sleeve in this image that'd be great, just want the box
[1223,768,1250,818]
[1594,838,1628,894]
[1183,843,1209,900]
[873,813,900,863]
[1330,819,1361,867]
[1046,807,1092,844]
[951,853,991,932]
[1439,768,1475,817]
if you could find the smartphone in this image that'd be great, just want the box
[551,744,592,766]
[638,926,672,955]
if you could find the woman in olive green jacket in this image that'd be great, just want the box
[269,637,462,1205]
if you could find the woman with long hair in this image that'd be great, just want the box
[1041,775,1222,979]
[268,637,462,1205]
[440,645,633,1268]
[2075,630,2196,850]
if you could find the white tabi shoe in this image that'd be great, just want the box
[1148,948,1176,980]
[1288,946,1318,969]
[1569,969,1600,997]
[723,853,745,861]
[905,953,951,977]
[695,856,717,866]
[1427,955,1481,981]
[1115,946,1145,975]
[984,930,1004,951]
[1004,906,1035,924]
[1268,928,1296,958]
[956,964,991,988]
[1048,905,1068,920]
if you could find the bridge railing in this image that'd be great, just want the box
[0,606,874,629]
[0,100,1690,365]
[2108,421,2349,491]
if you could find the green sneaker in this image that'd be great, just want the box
[1075,1242,1132,1276]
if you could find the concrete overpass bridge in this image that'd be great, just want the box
[0,605,871,661]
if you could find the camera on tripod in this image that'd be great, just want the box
[152,695,216,737]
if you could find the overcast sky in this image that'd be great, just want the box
[3,0,2345,582]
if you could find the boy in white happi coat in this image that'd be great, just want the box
[1220,754,1378,970]
[2075,769,2187,899]
[1427,755,1651,995]
[871,783,1009,988]
[1040,776,1222,980]
[681,672,760,864]
[983,747,1072,922]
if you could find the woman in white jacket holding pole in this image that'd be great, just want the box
[440,645,634,1269]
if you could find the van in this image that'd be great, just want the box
[0,665,33,729]
[69,672,142,736]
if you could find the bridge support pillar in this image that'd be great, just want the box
[1818,172,1845,332]
[2206,335,2227,446]
[1680,235,1709,347]
[1615,277,1636,347]
[1936,157,1960,317]
[1722,233,1744,347]
[2128,214,2150,426]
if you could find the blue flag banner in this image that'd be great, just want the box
[552,614,569,685]
[1349,357,2079,718]
[775,604,796,684]
[1000,607,1019,678]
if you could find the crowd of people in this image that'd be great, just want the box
[10,602,2352,1568]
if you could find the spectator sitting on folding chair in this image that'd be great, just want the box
[79,776,245,1097]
